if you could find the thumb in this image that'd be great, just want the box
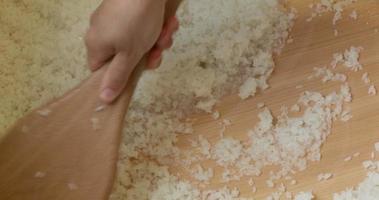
[85,29,115,71]
[99,52,140,103]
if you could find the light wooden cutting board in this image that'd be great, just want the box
[171,0,379,199]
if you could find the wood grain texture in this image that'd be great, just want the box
[171,0,379,199]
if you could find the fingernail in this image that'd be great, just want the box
[100,88,116,103]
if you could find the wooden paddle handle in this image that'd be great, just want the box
[103,0,183,194]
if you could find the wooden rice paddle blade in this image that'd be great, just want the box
[0,63,132,200]
[0,1,181,199]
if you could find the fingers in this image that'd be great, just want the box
[156,16,179,49]
[85,29,115,71]
[99,52,139,103]
[146,16,179,69]
[147,48,163,69]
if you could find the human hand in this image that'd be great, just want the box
[85,0,179,103]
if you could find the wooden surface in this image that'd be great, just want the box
[173,0,379,199]
[0,1,377,199]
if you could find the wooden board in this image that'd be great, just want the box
[172,0,379,199]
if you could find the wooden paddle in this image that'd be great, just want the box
[0,1,181,200]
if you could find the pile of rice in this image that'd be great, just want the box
[2,0,377,199]
[307,0,357,24]
[111,0,295,199]
[333,142,379,200]
[0,0,295,198]
[0,0,100,135]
